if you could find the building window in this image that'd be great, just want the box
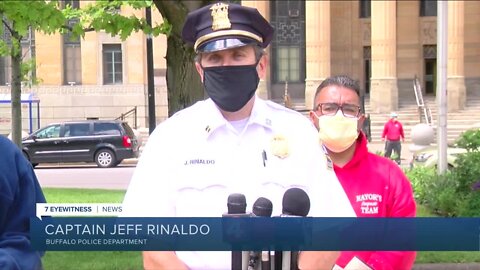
[420,0,437,17]
[0,57,11,86]
[103,44,123,85]
[107,0,121,14]
[0,21,35,86]
[63,0,80,9]
[360,0,371,18]
[270,0,305,84]
[423,45,436,94]
[64,44,81,85]
[63,18,81,85]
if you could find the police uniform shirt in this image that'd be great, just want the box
[122,97,355,270]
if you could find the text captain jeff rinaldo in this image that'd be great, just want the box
[45,223,211,236]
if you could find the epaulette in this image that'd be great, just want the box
[264,100,301,115]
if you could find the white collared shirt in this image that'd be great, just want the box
[122,97,355,270]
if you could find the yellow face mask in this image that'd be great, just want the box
[315,111,359,153]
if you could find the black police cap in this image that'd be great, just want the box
[182,2,274,53]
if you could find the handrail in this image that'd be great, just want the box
[283,78,292,109]
[413,75,424,107]
[115,106,137,129]
[413,76,431,125]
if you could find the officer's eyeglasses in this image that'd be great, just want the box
[314,103,361,118]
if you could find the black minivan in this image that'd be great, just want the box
[22,120,139,168]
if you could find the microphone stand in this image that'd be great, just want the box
[274,250,282,270]
[232,250,242,270]
[290,251,299,270]
[261,250,271,270]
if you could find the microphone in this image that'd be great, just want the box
[226,193,248,216]
[281,187,310,217]
[276,188,311,270]
[248,197,273,270]
[253,197,273,217]
[223,193,249,270]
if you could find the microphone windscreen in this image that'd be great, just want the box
[282,188,310,217]
[252,197,273,217]
[227,193,247,214]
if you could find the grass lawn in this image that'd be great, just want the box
[414,205,480,263]
[40,188,480,269]
[41,188,143,270]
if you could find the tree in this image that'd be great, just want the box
[153,1,213,117]
[0,0,169,147]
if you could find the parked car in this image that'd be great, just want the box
[410,145,467,169]
[22,120,139,168]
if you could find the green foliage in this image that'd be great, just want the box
[0,1,66,36]
[67,0,171,41]
[451,151,480,193]
[455,129,480,151]
[456,192,480,216]
[406,166,437,204]
[406,167,459,216]
[416,251,480,263]
[41,188,143,269]
[407,131,480,217]
[449,151,480,216]
[430,176,460,217]
[43,251,142,270]
[42,188,125,203]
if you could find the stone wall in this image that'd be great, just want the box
[0,82,168,134]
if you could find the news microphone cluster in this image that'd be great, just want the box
[224,188,310,270]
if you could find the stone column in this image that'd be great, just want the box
[447,1,466,111]
[243,1,270,100]
[305,1,330,110]
[370,1,397,113]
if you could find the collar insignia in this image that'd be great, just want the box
[265,118,272,126]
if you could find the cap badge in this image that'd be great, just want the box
[210,3,231,31]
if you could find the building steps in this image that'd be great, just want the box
[135,95,480,155]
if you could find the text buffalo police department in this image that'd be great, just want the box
[44,223,211,246]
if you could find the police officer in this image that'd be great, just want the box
[122,2,355,269]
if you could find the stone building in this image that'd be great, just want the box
[0,0,478,133]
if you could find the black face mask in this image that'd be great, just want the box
[202,64,260,112]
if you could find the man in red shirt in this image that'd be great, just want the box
[309,75,416,270]
[381,112,405,165]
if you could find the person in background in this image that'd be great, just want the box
[0,136,46,269]
[362,113,371,143]
[122,3,355,270]
[309,75,416,270]
[382,112,405,165]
